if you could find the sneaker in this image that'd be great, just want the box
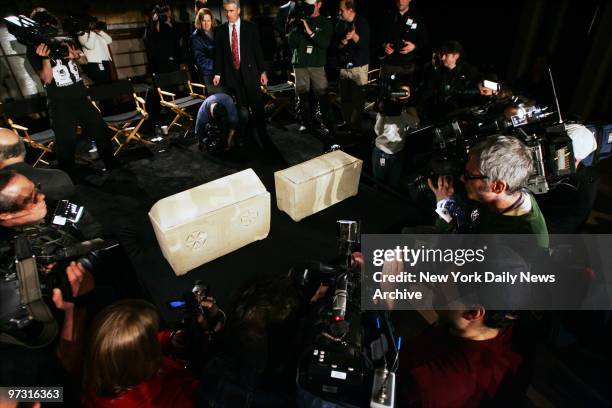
[299,124,309,133]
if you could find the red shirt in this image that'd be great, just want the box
[82,332,199,408]
[399,325,523,408]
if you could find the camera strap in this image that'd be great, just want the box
[0,236,58,349]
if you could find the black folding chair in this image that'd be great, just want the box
[152,70,206,134]
[88,80,152,156]
[1,96,55,166]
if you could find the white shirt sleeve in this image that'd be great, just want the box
[98,30,113,45]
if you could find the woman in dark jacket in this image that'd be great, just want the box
[191,8,217,93]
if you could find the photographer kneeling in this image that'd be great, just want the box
[428,135,549,249]
[195,92,242,153]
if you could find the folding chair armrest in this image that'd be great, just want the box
[134,95,146,105]
[9,122,29,131]
[158,89,176,103]
[189,81,206,90]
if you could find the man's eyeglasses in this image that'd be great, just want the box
[462,171,488,181]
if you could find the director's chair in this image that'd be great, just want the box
[153,70,206,134]
[1,96,55,166]
[88,80,152,155]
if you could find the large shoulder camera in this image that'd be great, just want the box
[292,220,399,407]
[0,202,110,348]
[4,15,75,59]
[408,101,576,207]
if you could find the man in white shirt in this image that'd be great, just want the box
[78,21,113,85]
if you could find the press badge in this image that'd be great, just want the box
[380,157,386,167]
[98,63,104,70]
[306,45,314,54]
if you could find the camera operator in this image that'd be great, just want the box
[335,0,370,135]
[144,4,182,74]
[26,9,119,176]
[194,92,240,152]
[201,275,301,407]
[77,18,113,85]
[0,170,95,401]
[380,0,429,81]
[0,127,75,202]
[372,96,419,189]
[427,135,549,249]
[287,0,334,134]
[272,1,295,74]
[418,40,480,123]
[537,124,599,233]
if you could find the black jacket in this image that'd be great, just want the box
[213,19,266,90]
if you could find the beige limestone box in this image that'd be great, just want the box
[274,150,362,221]
[149,168,270,275]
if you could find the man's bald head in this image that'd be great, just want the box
[0,127,26,167]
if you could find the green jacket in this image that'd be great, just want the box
[435,193,550,249]
[288,15,332,68]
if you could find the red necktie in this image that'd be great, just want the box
[231,24,240,70]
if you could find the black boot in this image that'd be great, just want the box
[296,93,312,133]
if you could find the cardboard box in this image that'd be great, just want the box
[275,150,362,221]
[149,168,270,275]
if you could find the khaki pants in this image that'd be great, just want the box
[294,66,328,96]
[339,64,368,130]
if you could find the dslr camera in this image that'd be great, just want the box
[152,4,170,23]
[294,0,315,20]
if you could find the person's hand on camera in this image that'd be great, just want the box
[400,40,416,54]
[384,42,394,55]
[51,261,94,312]
[66,44,81,60]
[35,43,50,58]
[345,28,356,42]
[427,175,455,202]
[351,252,364,268]
[213,75,221,86]
[260,72,268,86]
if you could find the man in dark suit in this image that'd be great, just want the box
[213,0,271,150]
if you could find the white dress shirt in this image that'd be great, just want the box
[227,18,241,61]
[78,30,113,63]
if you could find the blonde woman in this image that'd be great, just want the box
[192,8,217,92]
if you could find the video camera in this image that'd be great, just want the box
[408,101,576,205]
[0,201,110,348]
[165,280,225,369]
[293,220,399,407]
[377,74,411,103]
[294,0,315,20]
[4,15,74,59]
[391,18,417,53]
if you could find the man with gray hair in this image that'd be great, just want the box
[428,134,549,248]
[0,127,74,202]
